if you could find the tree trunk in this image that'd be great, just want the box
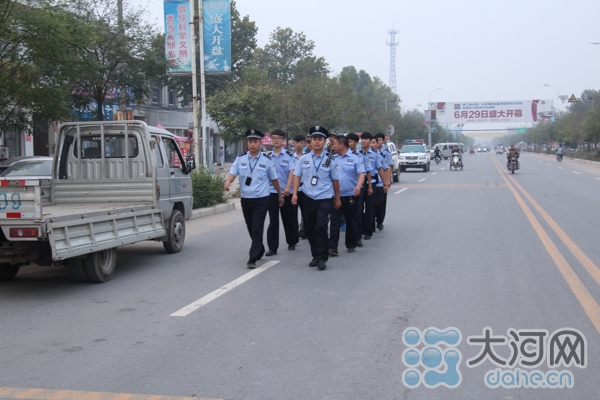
[96,97,104,121]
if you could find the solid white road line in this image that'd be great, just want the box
[394,188,408,195]
[573,171,581,174]
[170,261,280,317]
[418,178,426,182]
[432,172,437,175]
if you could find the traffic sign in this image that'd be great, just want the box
[568,94,577,103]
[559,95,569,103]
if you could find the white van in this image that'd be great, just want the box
[430,142,459,160]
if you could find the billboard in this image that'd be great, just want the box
[203,0,231,73]
[164,0,192,73]
[429,100,555,124]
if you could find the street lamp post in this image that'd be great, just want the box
[543,83,560,116]
[427,87,444,148]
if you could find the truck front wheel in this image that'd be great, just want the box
[164,210,185,254]
[0,264,20,281]
[85,248,117,283]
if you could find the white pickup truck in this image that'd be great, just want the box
[0,121,195,283]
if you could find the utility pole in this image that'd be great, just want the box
[117,0,126,119]
[387,29,398,94]
[190,0,200,170]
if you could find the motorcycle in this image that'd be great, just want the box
[469,148,475,154]
[557,153,563,162]
[507,155,519,174]
[450,154,463,170]
[434,155,441,164]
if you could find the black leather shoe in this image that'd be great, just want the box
[328,248,339,256]
[265,250,277,256]
[356,240,364,247]
[363,235,372,240]
[377,223,384,231]
[347,248,356,253]
[309,257,319,267]
[318,259,327,270]
[288,245,295,251]
[299,232,307,240]
[246,261,256,269]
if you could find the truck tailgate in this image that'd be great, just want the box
[45,203,166,260]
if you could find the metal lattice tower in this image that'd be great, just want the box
[387,29,399,94]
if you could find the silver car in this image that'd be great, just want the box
[0,156,53,179]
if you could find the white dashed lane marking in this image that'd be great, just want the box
[418,178,426,182]
[394,188,408,194]
[171,261,280,317]
[558,167,564,169]
[432,172,437,175]
[573,171,581,174]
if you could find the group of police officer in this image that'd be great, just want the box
[224,126,394,271]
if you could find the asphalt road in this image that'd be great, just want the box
[1,152,600,399]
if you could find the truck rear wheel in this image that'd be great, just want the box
[67,258,89,282]
[0,264,20,281]
[164,210,185,254]
[85,248,117,283]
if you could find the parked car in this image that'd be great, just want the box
[0,156,52,176]
[0,157,53,179]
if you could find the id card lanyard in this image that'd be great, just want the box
[311,153,324,186]
[245,153,260,186]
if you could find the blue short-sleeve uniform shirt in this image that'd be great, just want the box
[229,152,277,198]
[337,149,365,196]
[293,150,339,200]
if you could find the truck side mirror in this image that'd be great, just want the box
[186,158,196,173]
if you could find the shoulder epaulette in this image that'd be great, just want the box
[264,152,273,160]
[326,152,337,160]
[285,150,294,157]
[303,150,311,155]
[237,152,247,157]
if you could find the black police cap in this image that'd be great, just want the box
[245,129,264,139]
[309,125,329,138]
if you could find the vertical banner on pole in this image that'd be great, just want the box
[164,0,192,73]
[202,0,231,73]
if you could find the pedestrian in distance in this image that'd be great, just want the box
[218,146,224,169]
[328,135,365,256]
[224,129,284,269]
[266,129,297,255]
[292,126,341,271]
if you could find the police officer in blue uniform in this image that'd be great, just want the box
[346,132,371,247]
[290,134,307,242]
[370,136,389,233]
[328,135,365,255]
[225,129,284,269]
[266,129,297,255]
[359,132,384,240]
[375,133,394,230]
[292,126,341,270]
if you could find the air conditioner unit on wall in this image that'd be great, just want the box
[0,147,10,160]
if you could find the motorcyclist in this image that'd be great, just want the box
[506,145,520,168]
[556,144,564,161]
[433,146,442,163]
[450,145,462,166]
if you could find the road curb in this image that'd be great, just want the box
[189,200,237,220]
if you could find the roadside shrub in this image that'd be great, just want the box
[191,168,226,209]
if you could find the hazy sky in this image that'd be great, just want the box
[137,0,600,118]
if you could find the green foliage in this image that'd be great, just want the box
[191,168,226,209]
[0,0,88,134]
[63,0,170,120]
